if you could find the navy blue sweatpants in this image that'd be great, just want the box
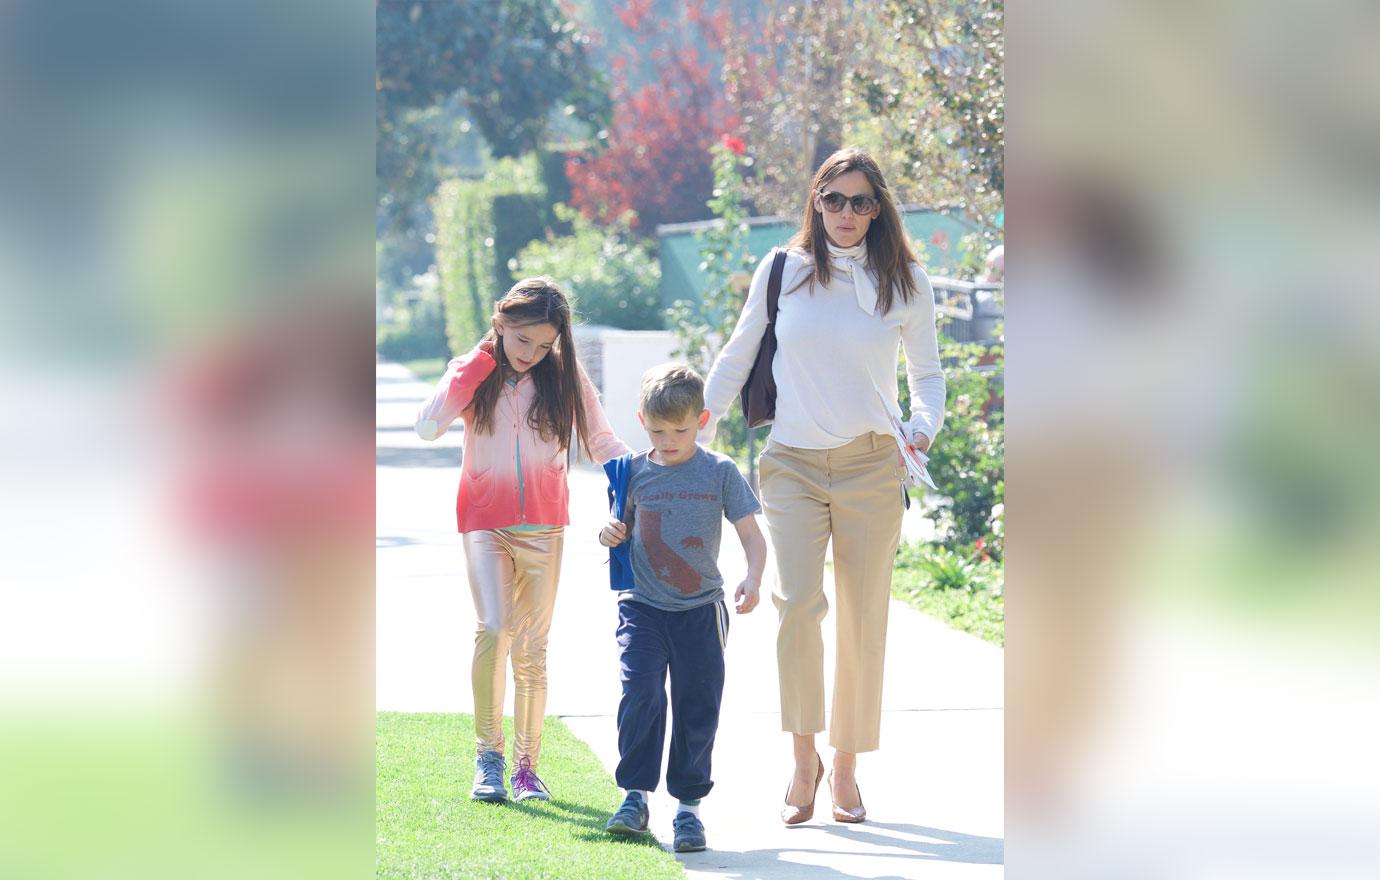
[614,599,728,802]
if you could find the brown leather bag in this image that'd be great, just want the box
[739,249,789,428]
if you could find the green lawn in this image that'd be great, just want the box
[400,357,448,386]
[891,543,1005,646]
[377,713,683,880]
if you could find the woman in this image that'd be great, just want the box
[702,148,945,824]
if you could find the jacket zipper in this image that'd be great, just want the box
[508,382,525,524]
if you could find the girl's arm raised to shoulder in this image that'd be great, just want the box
[414,343,498,441]
[578,363,632,463]
[900,264,946,449]
[702,250,785,425]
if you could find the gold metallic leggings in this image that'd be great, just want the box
[462,527,564,766]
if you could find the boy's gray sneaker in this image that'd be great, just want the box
[470,750,507,802]
[605,792,650,836]
[672,811,707,852]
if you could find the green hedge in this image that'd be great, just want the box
[539,149,572,232]
[377,295,448,362]
[492,192,546,289]
[432,155,545,355]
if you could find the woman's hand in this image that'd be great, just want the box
[697,416,718,446]
[598,517,629,548]
[908,431,932,455]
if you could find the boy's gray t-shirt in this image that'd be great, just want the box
[622,446,761,611]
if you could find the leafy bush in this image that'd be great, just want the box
[900,335,1004,551]
[667,138,759,468]
[897,545,998,594]
[986,502,1004,560]
[377,308,447,362]
[512,205,663,330]
[892,540,1004,645]
[377,278,448,362]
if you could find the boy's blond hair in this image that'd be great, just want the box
[639,363,705,423]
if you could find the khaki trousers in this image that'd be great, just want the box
[462,526,564,766]
[760,433,905,754]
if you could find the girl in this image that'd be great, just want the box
[415,278,630,802]
[702,148,946,823]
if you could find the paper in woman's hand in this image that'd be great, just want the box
[874,385,938,492]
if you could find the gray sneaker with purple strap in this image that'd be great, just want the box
[509,755,551,802]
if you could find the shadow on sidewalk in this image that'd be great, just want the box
[681,821,1003,877]
[821,820,1002,863]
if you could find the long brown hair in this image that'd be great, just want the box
[468,278,591,458]
[786,147,919,313]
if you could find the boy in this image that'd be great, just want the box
[598,364,767,853]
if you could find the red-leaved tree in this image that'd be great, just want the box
[565,0,749,233]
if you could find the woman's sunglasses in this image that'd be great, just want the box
[816,190,880,215]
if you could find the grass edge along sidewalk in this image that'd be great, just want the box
[377,713,683,880]
[891,540,1005,646]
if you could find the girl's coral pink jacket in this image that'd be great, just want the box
[414,347,630,532]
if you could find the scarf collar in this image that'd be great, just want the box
[825,239,879,315]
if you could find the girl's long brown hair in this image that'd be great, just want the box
[467,278,591,459]
[786,147,919,313]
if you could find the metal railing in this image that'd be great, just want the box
[931,278,1003,344]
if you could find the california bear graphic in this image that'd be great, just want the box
[639,510,701,593]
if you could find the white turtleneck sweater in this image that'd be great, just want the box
[703,243,946,450]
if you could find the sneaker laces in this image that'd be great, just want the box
[477,751,505,787]
[615,793,645,821]
[512,756,545,793]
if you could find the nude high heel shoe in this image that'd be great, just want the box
[780,754,825,825]
[828,771,867,823]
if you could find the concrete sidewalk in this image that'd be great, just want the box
[377,361,1004,878]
